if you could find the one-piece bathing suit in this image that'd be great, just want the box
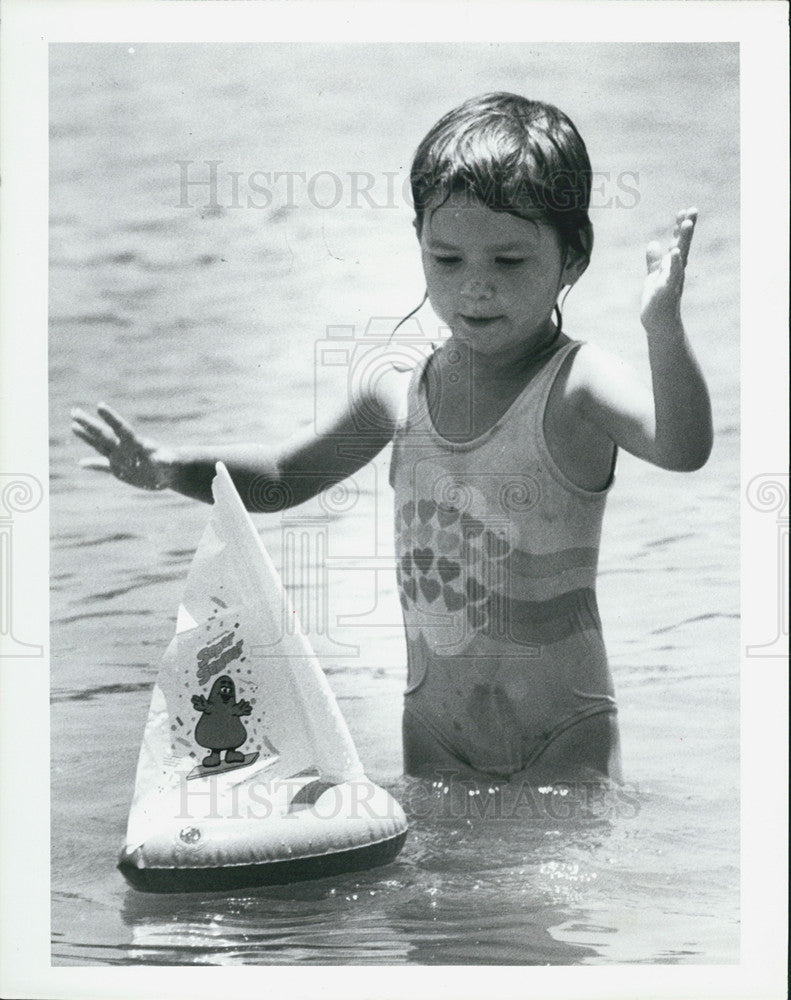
[389,339,617,778]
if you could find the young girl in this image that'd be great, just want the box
[72,93,712,785]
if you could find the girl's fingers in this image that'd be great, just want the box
[73,404,164,488]
[71,421,115,455]
[677,217,695,266]
[72,425,100,449]
[97,403,137,443]
[645,241,663,273]
[672,207,698,262]
[71,407,116,438]
[71,407,127,461]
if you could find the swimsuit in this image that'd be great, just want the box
[389,340,617,778]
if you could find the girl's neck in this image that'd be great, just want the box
[447,321,564,382]
[425,321,567,444]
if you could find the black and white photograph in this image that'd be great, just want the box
[0,2,787,998]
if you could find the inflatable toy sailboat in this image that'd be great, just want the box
[118,463,407,893]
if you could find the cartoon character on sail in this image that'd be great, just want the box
[192,675,252,767]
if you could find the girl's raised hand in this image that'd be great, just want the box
[71,403,176,491]
[640,207,697,333]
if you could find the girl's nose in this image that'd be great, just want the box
[460,278,494,301]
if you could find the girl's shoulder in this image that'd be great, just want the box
[560,340,639,404]
[544,340,619,493]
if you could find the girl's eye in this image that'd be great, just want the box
[432,256,462,265]
[496,257,526,267]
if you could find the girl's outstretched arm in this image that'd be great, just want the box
[571,208,713,472]
[71,357,405,510]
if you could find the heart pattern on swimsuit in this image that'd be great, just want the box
[395,499,512,634]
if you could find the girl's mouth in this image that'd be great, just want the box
[459,314,504,328]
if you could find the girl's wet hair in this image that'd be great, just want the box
[411,92,594,264]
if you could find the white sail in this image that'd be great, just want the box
[125,463,364,851]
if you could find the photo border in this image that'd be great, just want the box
[1,2,787,998]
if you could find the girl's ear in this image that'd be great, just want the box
[412,217,422,240]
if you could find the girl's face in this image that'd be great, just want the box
[419,195,582,359]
